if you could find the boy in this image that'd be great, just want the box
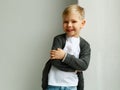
[42,4,91,90]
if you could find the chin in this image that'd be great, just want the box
[67,34,75,37]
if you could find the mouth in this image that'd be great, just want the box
[66,29,74,32]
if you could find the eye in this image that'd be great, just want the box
[63,21,68,24]
[72,20,77,23]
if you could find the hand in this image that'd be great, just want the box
[50,48,65,60]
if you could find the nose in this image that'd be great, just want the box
[68,22,72,27]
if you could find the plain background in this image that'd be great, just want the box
[78,0,120,90]
[0,0,77,90]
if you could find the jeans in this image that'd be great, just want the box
[47,85,77,90]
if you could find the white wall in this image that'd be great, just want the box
[78,0,120,90]
[0,0,77,90]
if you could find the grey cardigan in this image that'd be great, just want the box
[42,33,91,90]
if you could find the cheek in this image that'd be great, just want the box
[76,24,82,29]
[63,24,66,29]
[62,24,66,31]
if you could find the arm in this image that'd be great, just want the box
[62,38,91,71]
[50,34,75,72]
[51,35,91,71]
[50,48,75,72]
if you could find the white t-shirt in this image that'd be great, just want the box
[48,36,80,86]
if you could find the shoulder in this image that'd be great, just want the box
[80,37,90,48]
[54,33,66,39]
[52,33,66,49]
[53,33,66,42]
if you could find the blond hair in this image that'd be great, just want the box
[62,4,85,19]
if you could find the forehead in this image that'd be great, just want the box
[63,12,81,20]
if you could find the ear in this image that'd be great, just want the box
[80,19,86,28]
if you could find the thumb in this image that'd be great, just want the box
[57,48,61,51]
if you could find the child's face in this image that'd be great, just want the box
[63,12,86,37]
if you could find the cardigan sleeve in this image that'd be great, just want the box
[62,38,91,71]
[50,34,75,72]
[51,34,91,71]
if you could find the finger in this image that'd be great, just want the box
[51,50,56,52]
[51,54,55,57]
[50,56,55,59]
[50,51,55,55]
[57,48,61,51]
